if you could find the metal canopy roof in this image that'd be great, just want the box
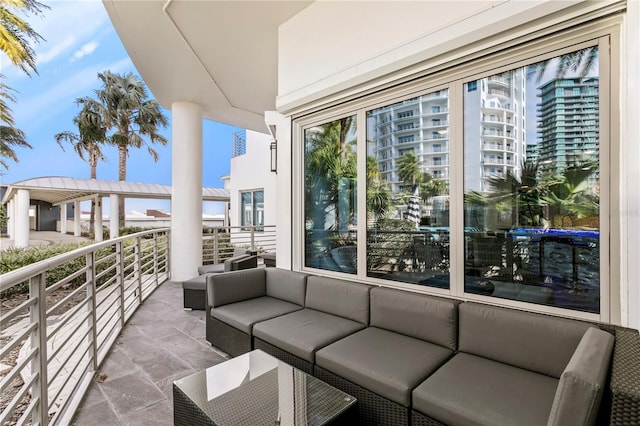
[2,176,230,205]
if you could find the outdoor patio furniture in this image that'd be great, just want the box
[197,248,257,274]
[173,349,357,426]
[205,268,639,426]
[206,268,308,355]
[182,251,258,310]
[262,252,276,267]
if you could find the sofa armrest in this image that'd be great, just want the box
[206,268,266,308]
[547,327,614,426]
[225,254,258,272]
[608,327,640,426]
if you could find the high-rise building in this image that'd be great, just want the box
[368,69,527,194]
[464,70,527,192]
[536,77,599,173]
[368,92,450,193]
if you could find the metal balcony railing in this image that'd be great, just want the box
[0,229,170,425]
[202,225,276,265]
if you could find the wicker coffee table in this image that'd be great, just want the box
[173,350,357,425]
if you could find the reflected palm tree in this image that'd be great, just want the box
[528,46,598,83]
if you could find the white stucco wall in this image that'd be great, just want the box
[228,130,277,228]
[277,0,615,112]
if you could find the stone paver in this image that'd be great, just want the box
[71,280,228,425]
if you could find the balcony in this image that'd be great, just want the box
[0,226,274,425]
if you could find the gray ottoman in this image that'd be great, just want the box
[182,275,208,310]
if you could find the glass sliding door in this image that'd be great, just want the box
[463,46,601,313]
[304,116,358,274]
[366,91,450,288]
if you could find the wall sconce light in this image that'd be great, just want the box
[270,140,277,173]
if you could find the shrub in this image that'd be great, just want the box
[0,242,91,297]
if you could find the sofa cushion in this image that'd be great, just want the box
[211,296,303,334]
[370,287,458,350]
[265,269,307,306]
[253,308,365,363]
[305,276,370,324]
[207,269,266,308]
[412,352,559,426]
[316,327,452,406]
[459,302,591,378]
[547,327,615,426]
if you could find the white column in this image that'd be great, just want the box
[266,111,292,269]
[60,203,68,235]
[171,101,203,281]
[14,189,30,248]
[73,201,81,237]
[110,194,119,239]
[7,199,14,239]
[94,197,103,242]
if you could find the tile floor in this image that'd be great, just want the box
[72,280,228,425]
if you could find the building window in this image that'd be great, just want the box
[304,116,357,274]
[240,190,264,228]
[463,46,601,314]
[295,32,611,321]
[366,90,450,288]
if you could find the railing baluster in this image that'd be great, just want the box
[86,253,98,371]
[117,241,125,329]
[136,237,143,304]
[153,232,159,287]
[29,273,48,426]
[213,228,219,264]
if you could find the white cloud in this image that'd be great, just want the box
[35,1,110,65]
[71,41,99,62]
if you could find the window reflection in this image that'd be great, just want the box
[304,117,357,274]
[366,91,451,288]
[463,47,600,313]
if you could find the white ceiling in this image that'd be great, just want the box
[103,0,311,133]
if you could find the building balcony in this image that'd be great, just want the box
[424,134,449,141]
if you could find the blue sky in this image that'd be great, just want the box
[1,0,241,215]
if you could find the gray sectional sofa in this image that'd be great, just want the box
[205,268,640,426]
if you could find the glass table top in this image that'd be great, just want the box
[173,350,356,425]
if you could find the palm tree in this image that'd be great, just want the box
[366,155,391,223]
[55,104,107,231]
[420,178,448,202]
[528,46,598,83]
[0,0,47,170]
[78,71,169,227]
[1,76,30,170]
[397,152,423,193]
[542,160,599,227]
[485,161,547,227]
[305,117,357,232]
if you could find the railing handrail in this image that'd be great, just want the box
[0,228,170,293]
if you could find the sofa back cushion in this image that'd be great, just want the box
[208,268,266,308]
[459,302,591,378]
[265,269,307,306]
[370,287,459,350]
[305,276,370,324]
